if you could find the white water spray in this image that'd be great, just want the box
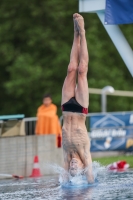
[48,161,106,187]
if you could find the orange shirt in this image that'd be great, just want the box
[35,103,61,136]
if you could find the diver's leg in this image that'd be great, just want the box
[75,14,89,108]
[75,14,94,183]
[61,14,80,105]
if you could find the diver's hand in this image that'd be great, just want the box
[86,172,94,184]
[87,176,94,184]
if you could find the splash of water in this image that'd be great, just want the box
[49,161,106,187]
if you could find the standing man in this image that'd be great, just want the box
[35,94,62,146]
[61,13,94,183]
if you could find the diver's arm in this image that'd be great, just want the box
[63,149,70,170]
[84,151,94,183]
[63,150,70,181]
[85,165,94,183]
[64,160,69,171]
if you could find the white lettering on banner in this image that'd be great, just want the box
[90,128,126,139]
[129,114,133,124]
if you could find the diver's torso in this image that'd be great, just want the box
[62,111,90,152]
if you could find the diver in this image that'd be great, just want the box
[61,13,94,183]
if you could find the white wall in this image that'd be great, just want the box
[0,135,63,178]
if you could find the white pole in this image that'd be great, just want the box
[101,86,114,112]
[97,11,133,77]
[101,91,106,113]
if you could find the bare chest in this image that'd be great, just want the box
[62,127,89,151]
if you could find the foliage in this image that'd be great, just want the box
[0,0,133,117]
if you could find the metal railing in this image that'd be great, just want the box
[23,117,37,136]
[60,111,133,131]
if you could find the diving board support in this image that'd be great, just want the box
[97,12,133,76]
[79,0,133,77]
[79,0,105,13]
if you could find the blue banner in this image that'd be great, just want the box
[90,112,133,152]
[90,113,133,128]
[105,0,133,25]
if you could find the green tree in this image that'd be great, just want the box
[0,0,133,117]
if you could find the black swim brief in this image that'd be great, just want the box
[61,97,88,114]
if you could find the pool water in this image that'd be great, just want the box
[0,164,133,200]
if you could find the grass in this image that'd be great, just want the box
[92,155,133,168]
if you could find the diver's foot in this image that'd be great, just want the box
[73,13,79,36]
[74,13,85,36]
